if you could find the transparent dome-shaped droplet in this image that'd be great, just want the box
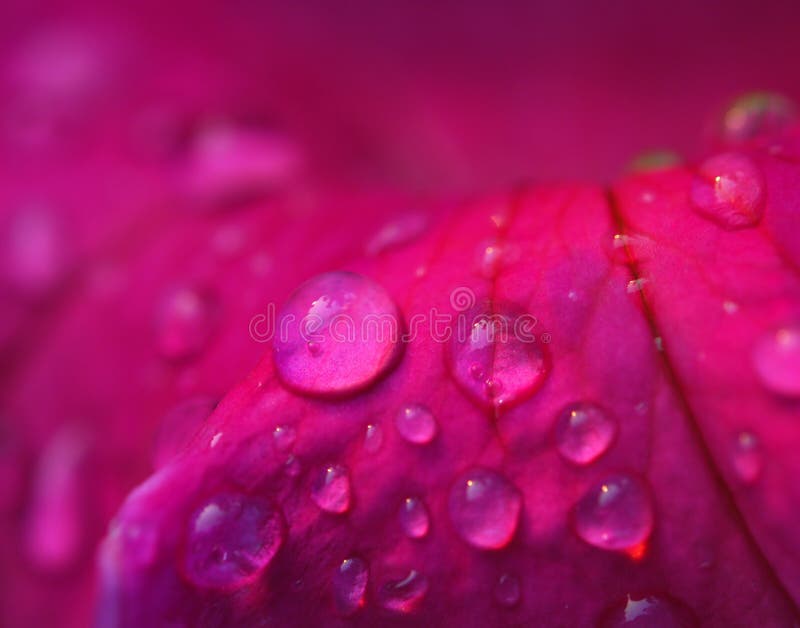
[494,573,521,607]
[273,272,403,396]
[598,593,698,627]
[447,305,549,410]
[156,285,218,360]
[273,425,296,452]
[574,474,654,551]
[395,404,437,444]
[752,325,800,397]
[378,570,429,613]
[732,432,762,485]
[364,423,383,453]
[399,497,430,538]
[554,402,617,465]
[311,464,351,513]
[183,492,284,589]
[153,396,217,468]
[366,212,428,256]
[690,152,765,230]
[448,468,521,549]
[720,92,797,145]
[332,557,368,615]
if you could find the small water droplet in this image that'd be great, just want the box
[752,325,800,397]
[284,455,301,477]
[311,464,351,513]
[273,425,296,452]
[395,404,437,444]
[554,402,617,465]
[494,573,521,608]
[156,285,218,360]
[626,278,648,294]
[598,593,698,627]
[366,212,427,255]
[273,272,403,396]
[332,557,368,615]
[364,423,383,453]
[399,497,430,538]
[722,300,739,314]
[183,492,284,589]
[478,242,504,278]
[153,396,217,468]
[720,92,797,145]
[209,432,222,448]
[628,150,682,173]
[654,337,663,352]
[732,431,762,485]
[448,468,521,549]
[447,305,549,410]
[690,152,765,230]
[378,570,429,613]
[574,474,654,551]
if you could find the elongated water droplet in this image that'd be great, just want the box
[598,593,698,627]
[273,272,403,396]
[732,431,762,485]
[366,212,427,255]
[153,396,217,468]
[494,573,521,607]
[284,455,301,477]
[752,325,800,397]
[395,404,437,444]
[574,474,654,551]
[448,468,521,549]
[364,423,383,453]
[378,570,429,613]
[720,92,797,145]
[183,492,284,589]
[332,557,368,615]
[447,305,549,410]
[156,285,218,360]
[554,402,617,465]
[399,497,430,538]
[690,152,765,230]
[273,425,296,452]
[311,464,351,513]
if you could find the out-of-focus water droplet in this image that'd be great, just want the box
[448,468,521,549]
[447,305,549,410]
[628,150,682,173]
[494,573,521,607]
[574,474,654,551]
[311,464,351,513]
[273,272,403,396]
[366,212,428,256]
[478,242,503,278]
[378,570,429,613]
[690,152,765,230]
[156,285,218,360]
[209,432,222,448]
[626,278,648,294]
[752,325,800,397]
[720,92,797,145]
[273,425,296,452]
[153,396,217,468]
[395,404,438,445]
[364,423,383,453]
[722,300,739,314]
[554,402,617,465]
[183,492,284,589]
[732,431,762,485]
[598,593,698,627]
[399,497,430,538]
[284,455,301,477]
[332,557,368,615]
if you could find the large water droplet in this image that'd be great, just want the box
[332,557,368,615]
[448,468,521,549]
[399,496,430,538]
[377,570,429,613]
[311,464,351,513]
[183,492,284,589]
[554,402,617,465]
[574,474,654,551]
[395,404,438,444]
[690,152,765,230]
[447,305,549,410]
[720,92,797,145]
[153,396,217,468]
[732,431,762,485]
[156,285,218,360]
[752,325,800,397]
[598,593,698,627]
[366,212,427,256]
[273,272,403,396]
[494,573,521,607]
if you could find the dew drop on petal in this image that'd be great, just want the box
[273,272,403,396]
[574,474,654,551]
[399,497,430,539]
[732,432,762,485]
[332,557,368,616]
[366,212,427,255]
[155,285,218,360]
[494,573,521,607]
[395,404,438,445]
[554,402,617,465]
[598,593,698,627]
[183,492,284,589]
[377,570,429,613]
[364,423,383,454]
[311,464,351,513]
[720,92,797,145]
[284,455,301,477]
[752,325,800,397]
[690,152,765,230]
[447,305,549,410]
[448,468,521,549]
[273,425,297,452]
